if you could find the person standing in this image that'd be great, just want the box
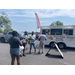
[9,31,22,65]
[38,33,47,54]
[25,32,29,50]
[22,31,29,56]
[29,31,36,53]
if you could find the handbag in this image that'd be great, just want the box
[19,46,24,50]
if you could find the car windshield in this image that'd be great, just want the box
[19,32,23,37]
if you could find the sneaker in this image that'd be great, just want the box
[38,52,40,54]
[29,51,31,54]
[42,52,43,54]
[23,54,26,56]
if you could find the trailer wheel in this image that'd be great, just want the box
[49,42,55,48]
[58,43,65,49]
[1,37,5,43]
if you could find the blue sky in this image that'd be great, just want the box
[0,9,75,32]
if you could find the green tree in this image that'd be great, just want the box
[3,25,13,33]
[50,21,64,26]
[0,28,3,33]
[0,12,13,33]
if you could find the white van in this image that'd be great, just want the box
[40,25,75,48]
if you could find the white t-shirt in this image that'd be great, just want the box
[29,34,36,43]
[39,34,47,43]
[23,35,28,43]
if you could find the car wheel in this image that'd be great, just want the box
[1,37,5,43]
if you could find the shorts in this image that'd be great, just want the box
[23,42,27,47]
[30,43,36,49]
[39,42,44,49]
[10,48,20,55]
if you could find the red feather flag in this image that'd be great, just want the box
[35,13,40,28]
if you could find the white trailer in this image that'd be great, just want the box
[40,25,75,48]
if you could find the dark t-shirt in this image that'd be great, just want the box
[9,37,21,48]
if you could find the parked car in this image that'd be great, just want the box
[0,31,22,43]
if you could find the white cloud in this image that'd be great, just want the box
[40,20,49,23]
[6,9,75,18]
[16,19,34,23]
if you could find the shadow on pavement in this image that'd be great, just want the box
[25,52,33,55]
[25,52,42,55]
[0,41,8,44]
[45,53,63,59]
[61,47,75,52]
[33,53,43,55]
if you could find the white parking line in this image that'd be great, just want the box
[60,60,71,65]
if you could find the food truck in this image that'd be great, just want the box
[40,25,75,48]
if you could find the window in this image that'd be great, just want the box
[51,29,62,35]
[42,29,50,35]
[8,32,12,35]
[64,29,73,35]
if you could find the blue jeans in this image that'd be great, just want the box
[23,42,27,47]
[30,43,36,49]
[10,48,20,55]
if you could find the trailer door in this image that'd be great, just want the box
[63,29,74,47]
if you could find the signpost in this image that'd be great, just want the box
[55,43,64,58]
[45,43,64,58]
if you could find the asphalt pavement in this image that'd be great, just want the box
[0,41,75,65]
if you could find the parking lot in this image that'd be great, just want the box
[0,40,75,65]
